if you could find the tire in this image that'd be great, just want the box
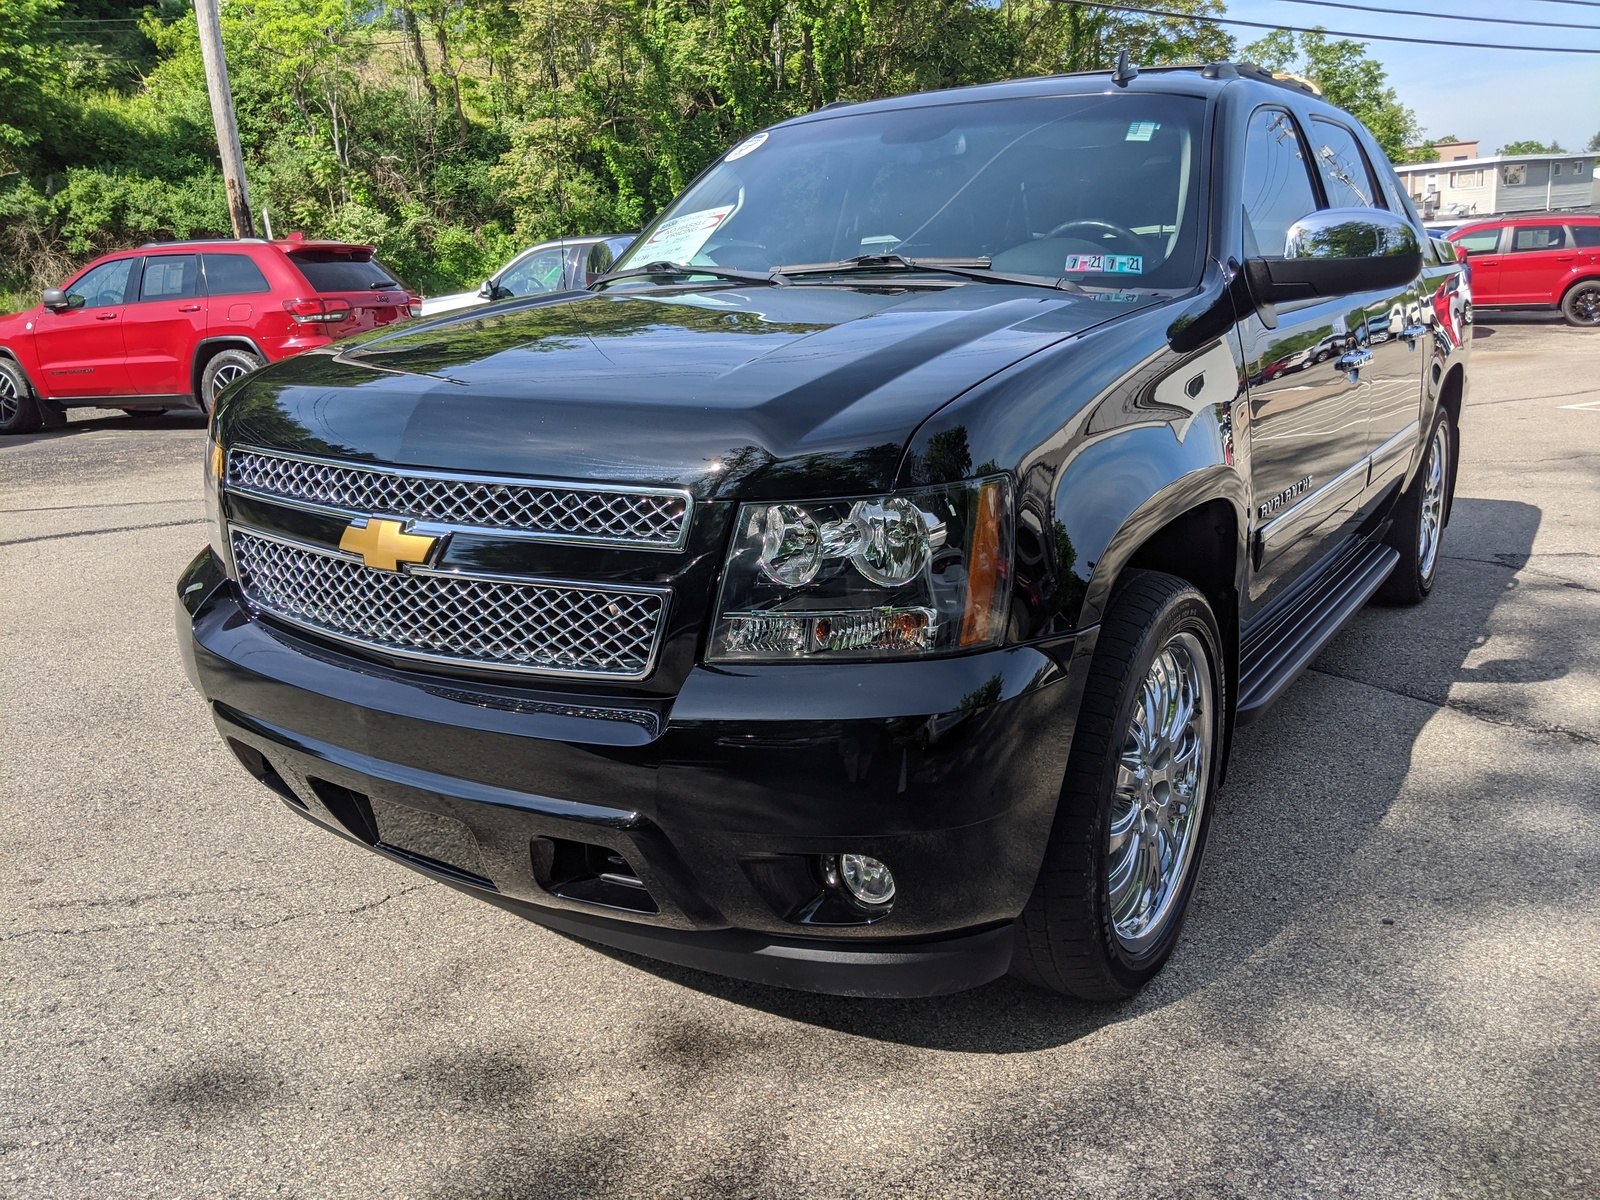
[1012,571,1225,1000]
[199,348,262,413]
[0,357,50,435]
[1560,280,1600,328]
[1376,408,1454,606]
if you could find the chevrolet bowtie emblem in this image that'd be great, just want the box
[339,518,439,571]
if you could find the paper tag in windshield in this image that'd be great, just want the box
[1126,121,1160,142]
[1063,253,1143,274]
[636,205,735,265]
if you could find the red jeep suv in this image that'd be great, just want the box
[0,237,418,434]
[1445,214,1600,327]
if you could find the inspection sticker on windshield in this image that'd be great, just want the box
[1126,121,1160,142]
[1063,253,1143,274]
[725,132,768,161]
[636,205,735,264]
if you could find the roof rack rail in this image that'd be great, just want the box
[1230,61,1322,96]
[137,237,270,249]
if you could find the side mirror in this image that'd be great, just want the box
[42,288,70,311]
[478,279,497,300]
[1245,208,1422,307]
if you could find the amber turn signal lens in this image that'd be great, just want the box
[959,478,1005,647]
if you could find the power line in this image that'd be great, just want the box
[1067,0,1600,53]
[1272,0,1600,31]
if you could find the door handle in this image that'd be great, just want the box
[95,312,118,320]
[1335,348,1372,379]
[178,303,201,312]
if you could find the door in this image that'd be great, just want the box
[1238,107,1373,610]
[123,254,206,396]
[1307,117,1425,496]
[32,257,136,398]
[1498,223,1571,305]
[1452,225,1505,303]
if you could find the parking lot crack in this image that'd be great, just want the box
[2,882,439,942]
[1441,553,1600,594]
[1306,666,1599,746]
[0,518,207,548]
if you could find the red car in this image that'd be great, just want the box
[1445,214,1600,327]
[0,236,418,434]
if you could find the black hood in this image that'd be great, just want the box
[222,283,1160,499]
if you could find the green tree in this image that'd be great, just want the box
[1243,28,1421,160]
[1497,139,1566,155]
[1588,131,1600,153]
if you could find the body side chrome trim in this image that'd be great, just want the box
[1255,454,1370,566]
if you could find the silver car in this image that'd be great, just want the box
[420,234,635,317]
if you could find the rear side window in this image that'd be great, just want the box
[140,255,200,301]
[1241,108,1320,257]
[1454,229,1501,256]
[1310,119,1380,209]
[1511,225,1566,253]
[1572,225,1600,248]
[288,251,401,293]
[203,253,271,296]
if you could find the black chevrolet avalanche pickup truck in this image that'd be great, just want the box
[178,63,1469,1001]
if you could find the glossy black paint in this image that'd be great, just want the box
[183,66,1470,996]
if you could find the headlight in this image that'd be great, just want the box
[708,477,1011,663]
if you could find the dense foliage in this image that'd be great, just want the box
[2,0,1418,312]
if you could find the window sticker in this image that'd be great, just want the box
[1089,291,1141,303]
[1126,121,1160,142]
[635,205,736,264]
[859,234,902,251]
[1063,253,1143,274]
[725,131,768,162]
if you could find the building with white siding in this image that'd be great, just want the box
[1394,153,1597,219]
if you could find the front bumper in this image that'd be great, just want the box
[178,548,1095,997]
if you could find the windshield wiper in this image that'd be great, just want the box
[590,260,789,290]
[774,254,1081,292]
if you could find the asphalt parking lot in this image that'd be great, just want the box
[3,319,1598,1200]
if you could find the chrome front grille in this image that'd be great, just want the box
[231,529,668,679]
[227,447,690,549]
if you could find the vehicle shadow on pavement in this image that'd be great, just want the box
[576,497,1546,1053]
[1,409,207,447]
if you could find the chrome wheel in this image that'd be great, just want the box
[1418,422,1448,582]
[0,371,18,424]
[1107,630,1214,955]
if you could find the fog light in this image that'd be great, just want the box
[834,853,895,906]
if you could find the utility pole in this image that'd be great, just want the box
[193,0,256,238]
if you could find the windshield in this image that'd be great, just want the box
[614,93,1206,290]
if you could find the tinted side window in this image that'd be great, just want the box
[1511,225,1566,253]
[1454,229,1502,255]
[1572,225,1600,248]
[203,253,271,296]
[1242,109,1320,257]
[66,259,135,309]
[139,255,200,301]
[1310,119,1380,209]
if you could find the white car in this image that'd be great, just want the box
[420,234,635,317]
